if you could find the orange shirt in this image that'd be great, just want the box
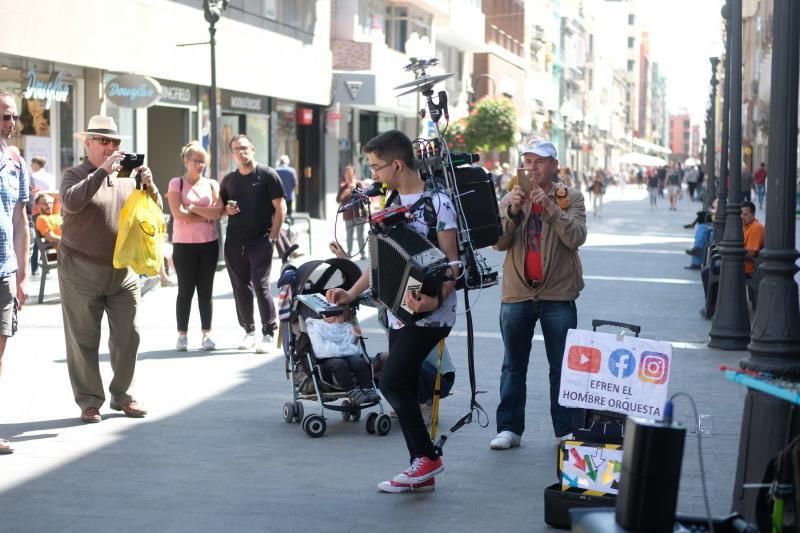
[743,219,765,275]
[35,213,63,240]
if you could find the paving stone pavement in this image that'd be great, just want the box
[0,187,783,532]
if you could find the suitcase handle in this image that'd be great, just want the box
[591,319,641,337]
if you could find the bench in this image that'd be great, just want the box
[35,226,58,304]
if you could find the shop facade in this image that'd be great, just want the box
[0,55,84,185]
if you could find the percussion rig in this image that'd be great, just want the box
[395,57,500,291]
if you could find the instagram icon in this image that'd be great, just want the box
[638,351,669,384]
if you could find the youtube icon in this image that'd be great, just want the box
[567,345,602,373]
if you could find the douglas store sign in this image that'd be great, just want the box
[105,74,162,108]
[23,69,70,110]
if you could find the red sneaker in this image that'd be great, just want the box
[377,478,435,493]
[392,456,443,484]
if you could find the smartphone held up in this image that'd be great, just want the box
[516,168,532,193]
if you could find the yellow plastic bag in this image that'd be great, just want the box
[113,189,166,276]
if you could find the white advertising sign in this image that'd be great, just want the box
[559,329,672,420]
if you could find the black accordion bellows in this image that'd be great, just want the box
[369,224,449,326]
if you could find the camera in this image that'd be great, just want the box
[118,153,145,178]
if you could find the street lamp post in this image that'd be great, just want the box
[731,0,800,521]
[709,0,750,350]
[704,57,720,211]
[715,2,731,244]
[203,0,228,181]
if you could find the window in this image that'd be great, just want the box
[684,120,690,128]
[627,60,634,72]
[628,14,635,25]
[628,37,634,48]
[358,0,385,41]
[172,0,318,43]
[385,5,431,53]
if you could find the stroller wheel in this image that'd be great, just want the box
[376,414,392,436]
[294,401,304,423]
[283,402,294,423]
[303,414,326,438]
[366,412,378,434]
[351,406,362,422]
[341,400,352,421]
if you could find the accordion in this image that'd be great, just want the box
[369,224,449,325]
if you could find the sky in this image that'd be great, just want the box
[638,0,725,123]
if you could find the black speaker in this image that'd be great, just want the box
[453,167,501,249]
[616,417,686,532]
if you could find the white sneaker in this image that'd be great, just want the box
[176,334,188,352]
[238,332,255,350]
[255,334,274,354]
[201,335,216,351]
[490,431,521,450]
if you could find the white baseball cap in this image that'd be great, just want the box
[521,140,558,159]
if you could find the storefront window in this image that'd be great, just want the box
[58,83,76,170]
[377,113,396,134]
[105,102,136,151]
[246,114,269,165]
[220,114,241,176]
[272,100,297,169]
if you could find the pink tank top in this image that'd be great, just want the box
[168,177,218,244]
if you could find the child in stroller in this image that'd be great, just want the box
[305,306,380,406]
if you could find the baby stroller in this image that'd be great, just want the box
[277,257,392,438]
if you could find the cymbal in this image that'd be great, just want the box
[393,72,453,91]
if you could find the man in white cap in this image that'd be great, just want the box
[59,115,161,423]
[0,90,30,454]
[490,139,586,449]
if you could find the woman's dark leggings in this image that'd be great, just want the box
[383,325,450,462]
[172,240,219,331]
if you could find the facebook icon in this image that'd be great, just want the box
[608,349,636,378]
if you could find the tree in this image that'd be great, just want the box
[468,97,517,153]
[444,118,471,152]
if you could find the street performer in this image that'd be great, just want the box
[490,139,586,450]
[326,130,459,493]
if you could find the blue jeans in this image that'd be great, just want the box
[755,183,765,208]
[497,300,577,437]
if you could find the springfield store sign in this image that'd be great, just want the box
[105,74,162,108]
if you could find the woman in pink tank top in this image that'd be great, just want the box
[166,141,223,352]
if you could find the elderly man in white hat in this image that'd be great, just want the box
[59,115,161,423]
[490,139,587,450]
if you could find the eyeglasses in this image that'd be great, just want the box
[2,114,19,122]
[369,161,393,174]
[231,145,253,153]
[188,158,206,165]
[92,137,121,147]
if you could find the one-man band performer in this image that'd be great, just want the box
[326,130,460,493]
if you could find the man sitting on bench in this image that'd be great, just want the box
[34,193,62,246]
[741,201,764,279]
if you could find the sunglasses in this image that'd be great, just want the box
[92,137,121,147]
[2,114,20,122]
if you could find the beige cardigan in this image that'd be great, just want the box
[495,185,586,303]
